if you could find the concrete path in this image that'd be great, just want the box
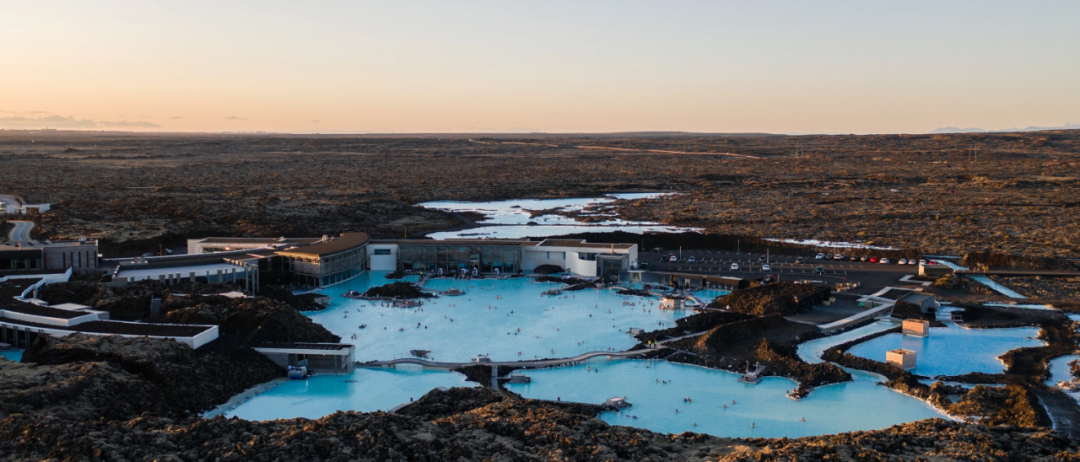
[816,302,894,332]
[6,221,33,242]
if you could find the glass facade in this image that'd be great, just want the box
[396,244,521,273]
[281,244,367,287]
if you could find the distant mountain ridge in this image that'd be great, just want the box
[931,123,1080,134]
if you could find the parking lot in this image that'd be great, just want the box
[640,249,920,291]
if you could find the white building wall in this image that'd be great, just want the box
[564,252,599,277]
[521,249,567,272]
[367,244,399,271]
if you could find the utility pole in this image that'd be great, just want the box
[403,225,408,239]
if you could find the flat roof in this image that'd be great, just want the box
[253,342,352,351]
[900,293,935,303]
[278,232,369,257]
[196,237,319,245]
[0,240,96,251]
[372,238,532,246]
[0,318,213,337]
[536,239,636,249]
[116,262,248,279]
[1,302,89,319]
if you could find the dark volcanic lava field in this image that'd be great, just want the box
[1,130,1078,258]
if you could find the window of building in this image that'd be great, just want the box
[374,249,391,255]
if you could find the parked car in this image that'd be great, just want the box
[796,257,805,264]
[880,258,890,264]
[833,254,844,260]
[815,253,825,260]
[758,256,766,262]
[688,256,697,263]
[907,259,916,265]
[669,255,678,262]
[927,260,936,265]
[898,258,907,265]
[919,259,928,265]
[731,263,740,271]
[850,256,859,261]
[825,254,833,260]
[762,264,771,271]
[860,256,868,262]
[815,266,824,274]
[869,257,878,263]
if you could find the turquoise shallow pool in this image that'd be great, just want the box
[225,365,474,421]
[1046,354,1080,387]
[847,323,1043,377]
[312,272,688,362]
[505,359,946,438]
[797,319,900,364]
[0,350,22,362]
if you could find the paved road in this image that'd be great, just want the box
[6,221,33,242]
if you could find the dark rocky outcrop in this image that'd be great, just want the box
[260,285,331,311]
[363,282,434,299]
[153,294,339,344]
[37,280,166,320]
[6,334,282,421]
[533,264,564,275]
[635,310,753,343]
[707,282,830,316]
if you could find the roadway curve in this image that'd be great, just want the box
[6,221,33,242]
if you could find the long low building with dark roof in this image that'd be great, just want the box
[177,233,637,288]
[367,238,638,278]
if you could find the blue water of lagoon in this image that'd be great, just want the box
[505,359,947,438]
[847,323,1044,377]
[0,349,22,362]
[797,319,900,364]
[225,365,474,421]
[1046,354,1080,387]
[311,271,688,362]
[419,193,699,239]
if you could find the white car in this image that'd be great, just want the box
[688,256,696,263]
[898,258,907,265]
[669,255,678,262]
[918,259,927,265]
[880,258,890,264]
[833,254,844,260]
[815,253,825,260]
[908,259,917,265]
[762,264,771,271]
[731,263,740,271]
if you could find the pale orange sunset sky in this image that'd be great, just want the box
[1,1,1077,134]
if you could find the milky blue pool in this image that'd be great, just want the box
[505,358,947,438]
[0,349,22,362]
[1046,354,1080,387]
[312,271,688,362]
[797,319,900,364]
[225,364,474,421]
[846,323,1044,377]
